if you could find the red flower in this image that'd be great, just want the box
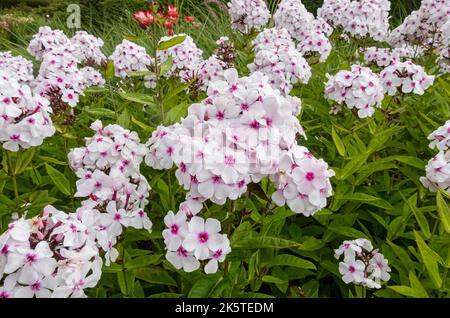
[163,20,173,29]
[167,4,178,18]
[133,11,155,27]
[184,16,195,23]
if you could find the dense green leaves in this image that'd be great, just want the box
[45,164,72,196]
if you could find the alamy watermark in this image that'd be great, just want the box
[67,4,81,29]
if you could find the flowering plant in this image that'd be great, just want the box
[0,0,450,299]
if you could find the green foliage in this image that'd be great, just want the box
[0,0,449,299]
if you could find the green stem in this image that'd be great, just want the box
[151,22,165,124]
[6,151,19,205]
[442,244,450,292]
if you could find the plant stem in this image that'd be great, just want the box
[442,244,450,292]
[151,22,165,124]
[6,151,19,205]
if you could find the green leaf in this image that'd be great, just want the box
[135,267,177,286]
[367,126,404,154]
[117,272,127,295]
[335,193,393,210]
[39,156,67,166]
[264,254,316,270]
[119,92,155,106]
[84,86,109,93]
[339,154,368,180]
[328,226,369,240]
[233,237,302,249]
[394,156,426,169]
[14,148,35,174]
[117,109,130,128]
[157,35,186,50]
[165,102,189,124]
[332,126,346,156]
[45,164,72,196]
[163,83,191,104]
[408,271,429,298]
[127,70,157,77]
[262,275,286,285]
[149,292,182,298]
[414,231,442,289]
[105,60,115,81]
[159,55,173,77]
[388,285,426,298]
[84,107,117,118]
[437,191,450,234]
[188,277,217,298]
[131,115,154,132]
[125,254,163,269]
[402,192,431,239]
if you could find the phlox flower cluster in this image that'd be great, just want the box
[214,37,236,69]
[335,239,391,289]
[110,39,153,79]
[145,34,231,92]
[70,31,106,66]
[26,27,106,110]
[362,45,416,67]
[273,0,333,62]
[0,51,34,84]
[80,67,106,88]
[163,212,231,274]
[33,48,87,108]
[0,71,55,152]
[318,0,390,41]
[298,31,333,63]
[317,0,351,27]
[180,56,229,92]
[270,144,335,216]
[27,26,73,60]
[0,206,102,298]
[273,0,315,41]
[248,28,312,94]
[144,68,334,217]
[388,0,450,50]
[227,0,270,34]
[157,34,204,78]
[380,61,435,96]
[437,20,450,73]
[421,120,450,193]
[324,65,384,118]
[68,120,152,264]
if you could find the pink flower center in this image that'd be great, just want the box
[197,232,209,244]
[26,253,37,264]
[177,246,188,257]
[224,155,235,166]
[31,281,41,292]
[114,213,122,221]
[305,172,315,181]
[348,266,356,273]
[249,120,260,129]
[213,249,223,259]
[0,292,10,298]
[171,224,179,235]
[1,244,9,255]
[216,111,225,120]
